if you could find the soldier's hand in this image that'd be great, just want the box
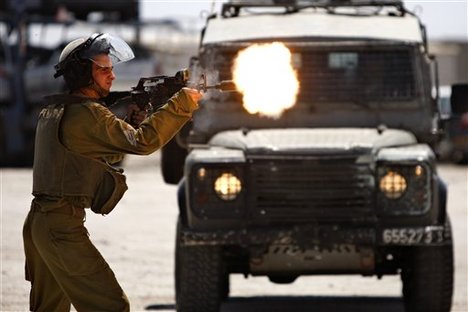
[126,103,148,128]
[182,87,203,103]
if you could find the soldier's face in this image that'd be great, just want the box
[90,54,115,92]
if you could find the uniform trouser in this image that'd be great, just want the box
[23,204,130,312]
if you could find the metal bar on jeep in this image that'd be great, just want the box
[222,0,405,18]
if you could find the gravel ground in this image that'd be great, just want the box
[1,153,466,311]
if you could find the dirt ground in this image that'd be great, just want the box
[1,153,467,311]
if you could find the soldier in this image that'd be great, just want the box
[22,33,201,311]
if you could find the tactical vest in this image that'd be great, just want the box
[32,95,128,215]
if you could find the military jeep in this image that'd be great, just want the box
[166,1,454,311]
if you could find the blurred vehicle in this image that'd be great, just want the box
[0,36,10,162]
[2,0,138,22]
[56,0,138,22]
[440,84,468,163]
[23,46,64,105]
[0,50,11,107]
[0,21,11,107]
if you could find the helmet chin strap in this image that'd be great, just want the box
[89,80,109,98]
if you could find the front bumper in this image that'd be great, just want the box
[180,224,449,248]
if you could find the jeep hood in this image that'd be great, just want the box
[208,128,417,155]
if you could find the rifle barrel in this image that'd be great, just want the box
[205,80,236,92]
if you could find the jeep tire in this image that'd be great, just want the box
[175,219,224,312]
[401,222,454,312]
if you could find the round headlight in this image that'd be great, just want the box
[379,171,407,199]
[214,173,242,201]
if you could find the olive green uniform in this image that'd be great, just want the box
[23,90,198,311]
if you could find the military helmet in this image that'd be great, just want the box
[54,33,135,91]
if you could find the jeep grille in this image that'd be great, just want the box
[248,155,374,223]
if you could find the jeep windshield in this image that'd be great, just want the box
[193,40,431,142]
[201,41,417,105]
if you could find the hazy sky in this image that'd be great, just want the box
[140,0,468,40]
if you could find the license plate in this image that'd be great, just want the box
[381,226,445,245]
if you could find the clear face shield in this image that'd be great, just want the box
[80,33,135,65]
[54,33,135,78]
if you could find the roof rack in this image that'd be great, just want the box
[222,0,405,18]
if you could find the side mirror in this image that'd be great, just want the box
[189,56,199,67]
[450,84,468,116]
[437,87,452,121]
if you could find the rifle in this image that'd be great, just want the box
[103,69,236,112]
